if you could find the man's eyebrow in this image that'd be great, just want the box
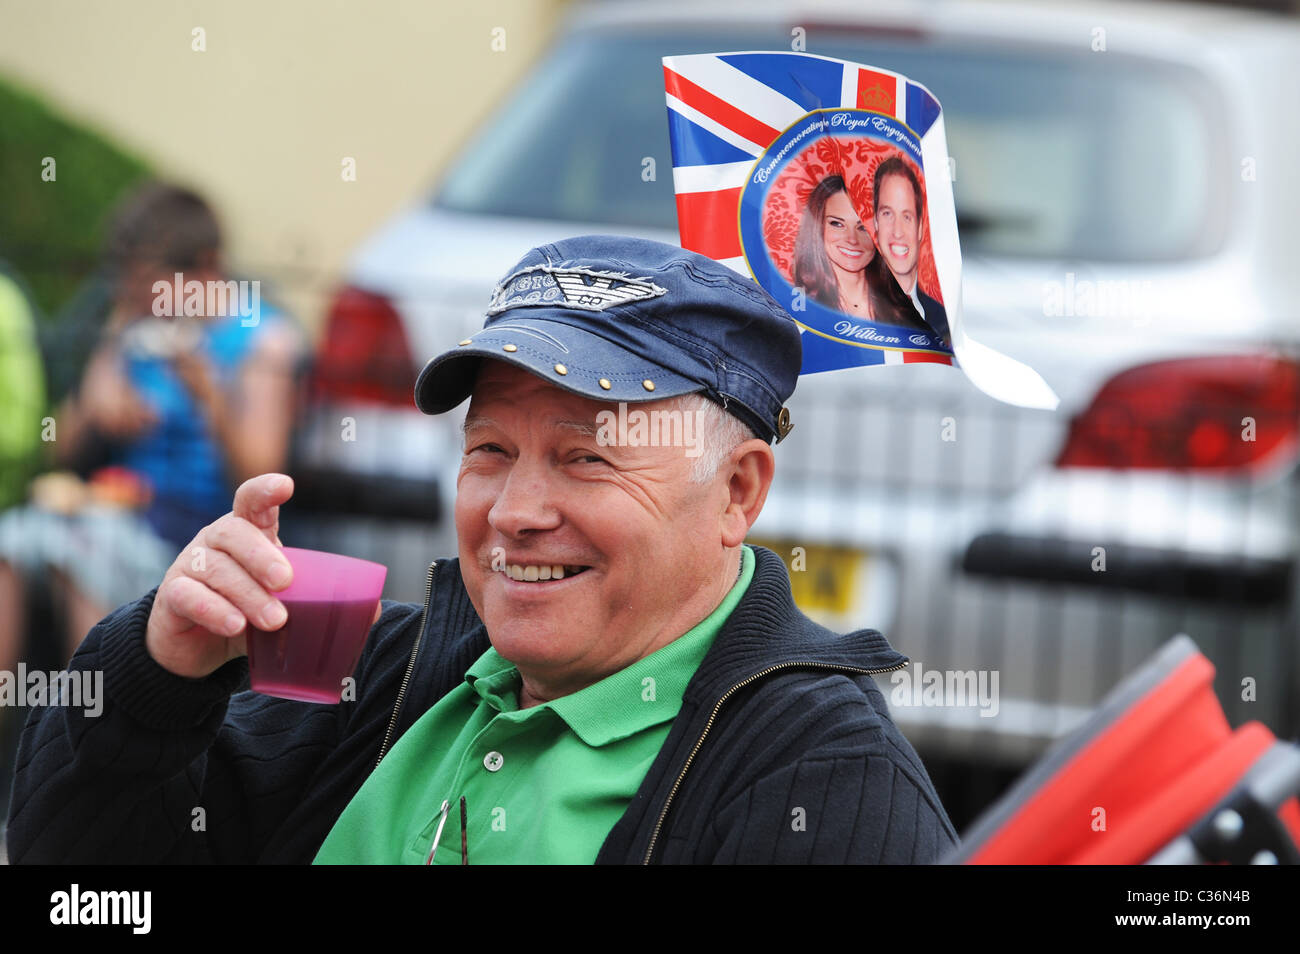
[461,416,499,446]
[461,416,599,440]
[554,419,598,438]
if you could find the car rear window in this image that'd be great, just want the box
[434,28,1225,262]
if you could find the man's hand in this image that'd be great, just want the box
[143,475,387,680]
[145,474,295,678]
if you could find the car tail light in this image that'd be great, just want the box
[1056,355,1300,472]
[310,286,418,406]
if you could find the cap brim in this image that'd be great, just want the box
[414,317,704,415]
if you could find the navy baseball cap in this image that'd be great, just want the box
[414,235,800,443]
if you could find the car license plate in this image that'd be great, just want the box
[746,537,869,618]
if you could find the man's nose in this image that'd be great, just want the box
[487,456,563,537]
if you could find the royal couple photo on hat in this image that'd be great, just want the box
[766,142,951,353]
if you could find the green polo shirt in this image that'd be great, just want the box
[314,545,754,864]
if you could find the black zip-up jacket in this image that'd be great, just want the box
[7,546,958,863]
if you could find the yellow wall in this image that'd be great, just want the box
[0,0,567,330]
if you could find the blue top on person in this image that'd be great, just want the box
[117,299,292,549]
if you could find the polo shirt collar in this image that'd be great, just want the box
[464,546,755,747]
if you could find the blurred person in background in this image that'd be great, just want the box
[0,182,303,682]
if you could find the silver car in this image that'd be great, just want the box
[290,0,1300,823]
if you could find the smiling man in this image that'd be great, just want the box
[871,157,951,347]
[453,363,747,706]
[8,236,957,865]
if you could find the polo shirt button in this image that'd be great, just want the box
[484,751,504,772]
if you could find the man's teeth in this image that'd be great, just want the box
[890,244,909,256]
[502,564,582,581]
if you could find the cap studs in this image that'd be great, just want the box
[554,364,567,376]
[776,406,793,443]
[458,339,472,346]
[598,378,612,390]
[642,379,655,392]
[502,343,517,353]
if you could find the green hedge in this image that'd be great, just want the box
[0,76,155,501]
[0,75,152,319]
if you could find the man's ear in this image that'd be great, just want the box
[720,438,775,548]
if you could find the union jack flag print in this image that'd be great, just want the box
[663,51,958,371]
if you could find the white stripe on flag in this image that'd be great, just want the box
[840,64,858,109]
[671,161,753,195]
[895,75,908,123]
[716,255,750,276]
[667,54,808,133]
[883,349,904,365]
[666,95,764,157]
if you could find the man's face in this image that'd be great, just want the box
[873,173,924,290]
[454,361,734,695]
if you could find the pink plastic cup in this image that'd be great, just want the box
[245,547,388,703]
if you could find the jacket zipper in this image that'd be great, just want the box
[641,657,909,864]
[375,560,438,768]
